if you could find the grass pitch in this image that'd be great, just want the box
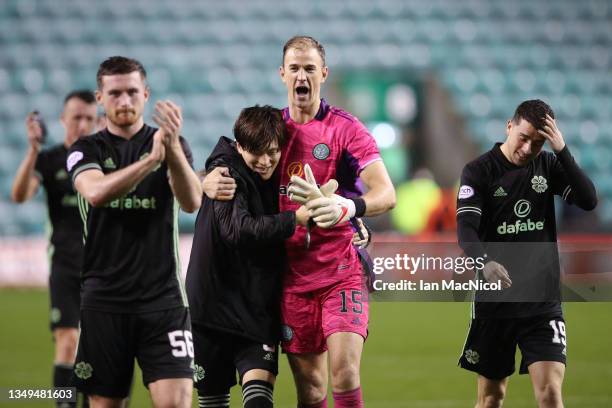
[0,289,610,407]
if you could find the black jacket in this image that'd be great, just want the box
[186,136,295,344]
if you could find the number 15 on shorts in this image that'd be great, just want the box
[168,330,194,358]
[340,290,363,314]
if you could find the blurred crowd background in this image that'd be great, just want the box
[1,2,611,406]
[1,0,610,240]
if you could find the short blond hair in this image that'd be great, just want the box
[282,36,326,66]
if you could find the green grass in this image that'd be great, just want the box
[0,289,611,407]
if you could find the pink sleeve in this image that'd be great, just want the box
[345,120,381,175]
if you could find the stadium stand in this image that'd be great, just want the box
[1,0,610,233]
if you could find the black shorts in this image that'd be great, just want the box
[192,325,279,394]
[459,313,567,380]
[49,262,80,330]
[73,307,194,398]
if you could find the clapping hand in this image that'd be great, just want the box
[153,101,183,147]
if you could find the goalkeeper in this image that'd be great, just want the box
[202,36,396,408]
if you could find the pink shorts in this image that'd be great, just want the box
[280,273,369,354]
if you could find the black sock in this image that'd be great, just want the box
[198,391,230,407]
[242,380,274,408]
[53,364,76,408]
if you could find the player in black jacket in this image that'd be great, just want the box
[11,90,97,408]
[456,100,597,408]
[68,56,202,408]
[186,106,310,408]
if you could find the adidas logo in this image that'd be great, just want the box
[493,187,507,197]
[103,157,116,169]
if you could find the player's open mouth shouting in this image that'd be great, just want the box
[295,84,310,102]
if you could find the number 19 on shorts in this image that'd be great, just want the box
[549,320,566,346]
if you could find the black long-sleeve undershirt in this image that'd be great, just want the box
[555,146,597,210]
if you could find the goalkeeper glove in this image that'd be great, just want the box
[306,193,355,228]
[288,163,337,204]
[288,164,355,228]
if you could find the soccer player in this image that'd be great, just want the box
[67,56,202,408]
[203,36,396,408]
[456,99,597,408]
[11,90,97,408]
[186,105,312,408]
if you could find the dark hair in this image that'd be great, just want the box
[96,56,147,89]
[511,99,555,131]
[233,105,287,154]
[282,35,326,66]
[64,89,95,105]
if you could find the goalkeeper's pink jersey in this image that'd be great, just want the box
[279,99,381,292]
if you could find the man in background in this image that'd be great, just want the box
[11,90,97,408]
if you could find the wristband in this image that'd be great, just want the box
[350,197,366,217]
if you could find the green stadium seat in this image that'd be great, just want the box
[1,0,611,229]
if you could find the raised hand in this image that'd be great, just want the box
[25,112,44,151]
[538,114,566,154]
[153,100,183,147]
[307,193,355,228]
[288,164,337,204]
[288,164,355,228]
[149,128,166,165]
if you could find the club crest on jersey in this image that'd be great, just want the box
[458,185,474,199]
[312,143,330,160]
[287,161,304,178]
[531,175,548,193]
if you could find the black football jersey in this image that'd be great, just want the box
[34,144,83,271]
[67,124,193,313]
[457,143,578,318]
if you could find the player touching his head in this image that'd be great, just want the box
[68,56,202,408]
[11,90,97,408]
[203,36,395,408]
[456,99,597,408]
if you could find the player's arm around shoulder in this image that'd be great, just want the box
[359,160,396,216]
[71,133,165,208]
[214,173,300,248]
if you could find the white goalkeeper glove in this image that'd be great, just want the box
[288,164,355,228]
[306,193,355,228]
[288,163,337,204]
